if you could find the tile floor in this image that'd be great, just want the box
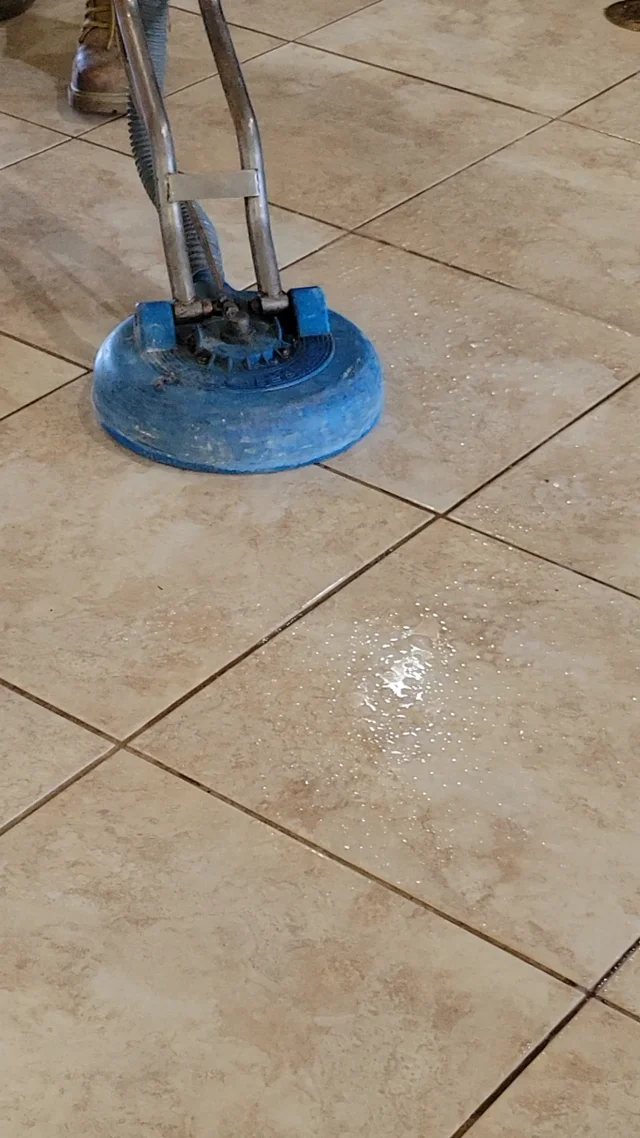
[1,0,639,1134]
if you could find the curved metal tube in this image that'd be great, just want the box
[113,0,196,306]
[197,0,285,304]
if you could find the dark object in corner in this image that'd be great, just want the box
[0,0,36,19]
[605,1,640,30]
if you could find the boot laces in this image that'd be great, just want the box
[79,0,117,47]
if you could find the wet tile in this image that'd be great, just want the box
[92,43,540,229]
[469,1001,640,1138]
[565,74,640,144]
[173,0,379,39]
[0,335,83,419]
[602,947,640,1017]
[0,111,61,167]
[0,752,577,1135]
[0,378,424,735]
[454,381,640,595]
[0,139,338,364]
[0,0,270,137]
[280,236,640,510]
[138,521,640,984]
[364,122,640,334]
[0,686,110,830]
[306,0,640,116]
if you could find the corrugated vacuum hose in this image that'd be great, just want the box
[91,0,384,472]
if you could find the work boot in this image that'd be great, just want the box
[68,0,128,116]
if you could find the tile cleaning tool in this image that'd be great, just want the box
[92,0,383,472]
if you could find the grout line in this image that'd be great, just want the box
[293,0,384,39]
[0,746,119,840]
[168,0,386,41]
[290,223,640,348]
[297,39,548,118]
[0,676,119,745]
[445,997,589,1137]
[559,66,640,118]
[349,117,544,232]
[81,45,550,240]
[441,370,640,518]
[557,114,640,151]
[559,116,640,143]
[317,462,432,510]
[126,745,586,993]
[23,40,637,350]
[0,106,76,140]
[0,514,435,756]
[595,996,640,1027]
[594,934,640,991]
[119,513,435,744]
[4,23,288,150]
[0,135,72,175]
[448,518,640,602]
[0,325,90,369]
[445,935,640,1137]
[0,372,89,426]
[358,225,640,337]
[77,29,287,142]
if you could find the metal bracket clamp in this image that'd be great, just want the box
[166,170,260,203]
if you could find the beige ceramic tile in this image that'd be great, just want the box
[0,378,424,735]
[469,1001,640,1138]
[0,686,110,829]
[280,236,640,510]
[307,0,640,116]
[364,122,640,335]
[602,947,640,1017]
[138,521,640,984]
[92,43,540,229]
[0,334,84,418]
[173,0,379,38]
[0,0,95,136]
[165,11,280,97]
[565,74,640,144]
[0,0,268,136]
[0,752,578,1136]
[0,111,61,167]
[0,139,338,364]
[454,382,640,595]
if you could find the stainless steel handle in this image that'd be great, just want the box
[113,0,196,306]
[197,0,285,305]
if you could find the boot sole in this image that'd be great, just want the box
[67,84,129,116]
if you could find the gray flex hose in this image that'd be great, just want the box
[126,0,225,296]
